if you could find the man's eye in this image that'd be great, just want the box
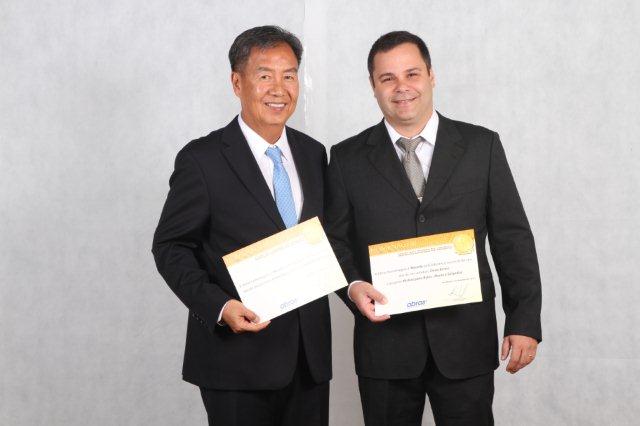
[259,75,270,80]
[381,78,391,83]
[284,75,296,80]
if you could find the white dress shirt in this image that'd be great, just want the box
[218,114,304,324]
[238,114,304,217]
[348,109,440,300]
[384,108,439,179]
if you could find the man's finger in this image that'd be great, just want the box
[363,303,390,322]
[369,313,391,322]
[229,320,246,334]
[519,348,536,368]
[241,307,259,323]
[243,320,271,333]
[500,338,511,361]
[366,287,387,304]
[507,346,522,373]
[353,290,391,323]
[356,299,389,322]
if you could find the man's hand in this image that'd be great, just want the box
[349,281,390,322]
[501,334,538,374]
[221,300,270,334]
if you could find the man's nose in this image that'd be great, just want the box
[269,78,285,96]
[394,79,410,93]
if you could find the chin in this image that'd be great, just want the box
[265,117,289,126]
[395,112,418,122]
[266,109,293,121]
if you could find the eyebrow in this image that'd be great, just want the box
[377,72,396,80]
[256,66,298,73]
[377,67,423,79]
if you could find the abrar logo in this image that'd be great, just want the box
[407,299,426,308]
[280,298,297,310]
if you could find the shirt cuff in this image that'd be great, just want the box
[217,301,231,326]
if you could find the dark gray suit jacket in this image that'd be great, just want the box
[325,112,541,380]
[153,117,331,389]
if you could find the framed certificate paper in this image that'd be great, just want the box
[370,229,483,316]
[223,217,347,322]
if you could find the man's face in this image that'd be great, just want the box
[232,43,299,133]
[370,42,435,130]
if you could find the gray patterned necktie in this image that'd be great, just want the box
[396,136,426,200]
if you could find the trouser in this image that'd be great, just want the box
[199,347,329,426]
[358,357,494,426]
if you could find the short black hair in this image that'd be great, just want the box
[228,25,303,72]
[367,31,431,76]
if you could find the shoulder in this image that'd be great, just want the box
[330,123,379,159]
[178,127,225,160]
[286,126,326,155]
[441,114,498,143]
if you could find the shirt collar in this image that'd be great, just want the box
[384,108,439,146]
[238,113,291,161]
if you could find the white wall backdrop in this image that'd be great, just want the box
[2,1,639,425]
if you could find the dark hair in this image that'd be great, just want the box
[367,31,431,76]
[228,25,303,72]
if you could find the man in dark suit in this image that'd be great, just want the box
[152,26,330,426]
[325,31,542,425]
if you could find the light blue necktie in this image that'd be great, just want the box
[265,146,298,228]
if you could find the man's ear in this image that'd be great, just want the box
[231,71,241,96]
[428,68,436,88]
[369,75,375,91]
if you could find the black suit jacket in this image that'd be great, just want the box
[325,112,541,380]
[152,117,331,390]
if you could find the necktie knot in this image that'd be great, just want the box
[265,146,283,165]
[396,137,423,154]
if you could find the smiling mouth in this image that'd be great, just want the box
[393,97,417,105]
[265,102,287,111]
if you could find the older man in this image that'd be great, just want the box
[153,26,330,426]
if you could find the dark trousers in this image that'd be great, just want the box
[358,358,494,426]
[199,349,329,426]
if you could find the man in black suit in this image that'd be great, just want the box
[325,31,542,425]
[152,26,330,426]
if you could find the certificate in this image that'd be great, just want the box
[222,217,347,322]
[370,229,482,316]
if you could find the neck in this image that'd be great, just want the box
[388,109,433,138]
[240,112,284,144]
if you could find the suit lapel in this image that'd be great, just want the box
[419,113,467,211]
[286,128,314,222]
[220,117,286,230]
[366,120,420,208]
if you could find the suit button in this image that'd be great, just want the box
[418,215,426,223]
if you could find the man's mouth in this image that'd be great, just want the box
[265,102,287,111]
[393,97,417,105]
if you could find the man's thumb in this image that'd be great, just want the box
[500,338,510,360]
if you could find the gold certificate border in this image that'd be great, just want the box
[223,217,323,267]
[368,229,475,257]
